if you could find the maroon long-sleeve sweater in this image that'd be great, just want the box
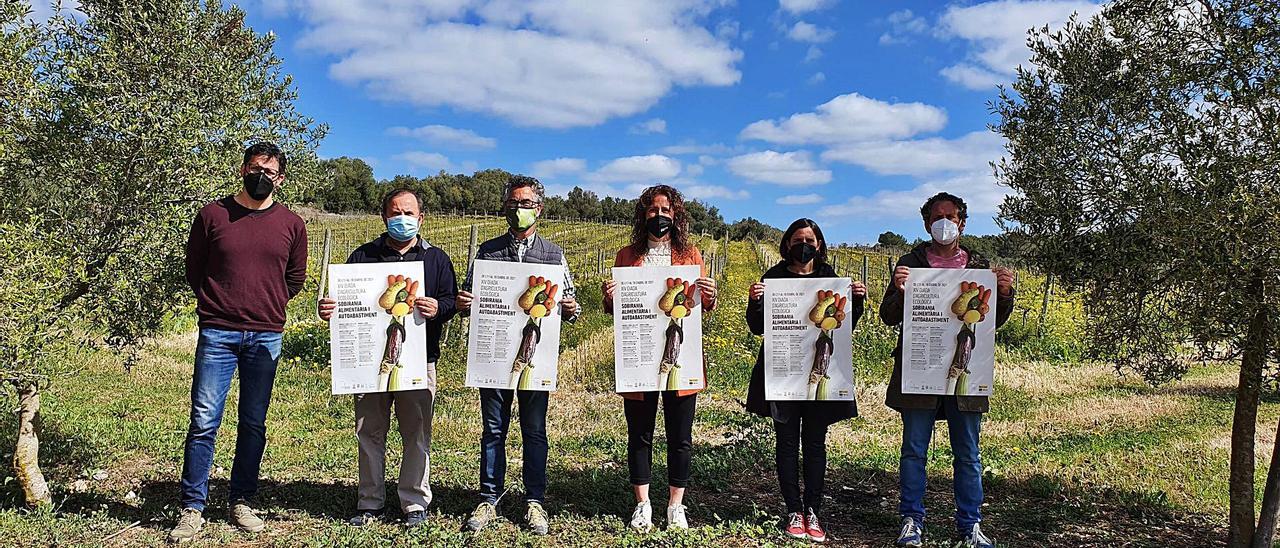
[185,196,308,333]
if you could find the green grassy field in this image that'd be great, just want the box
[0,217,1264,547]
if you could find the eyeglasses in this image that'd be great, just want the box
[247,167,280,178]
[505,199,541,209]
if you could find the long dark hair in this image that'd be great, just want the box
[629,184,690,257]
[779,218,828,266]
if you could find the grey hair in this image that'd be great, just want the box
[504,175,545,203]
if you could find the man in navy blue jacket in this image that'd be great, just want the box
[319,189,457,529]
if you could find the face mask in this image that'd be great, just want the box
[931,218,960,245]
[243,172,274,201]
[386,214,419,242]
[789,242,818,264]
[646,215,673,239]
[507,207,539,231]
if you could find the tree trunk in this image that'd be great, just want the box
[12,381,52,507]
[1252,417,1280,548]
[1230,299,1268,548]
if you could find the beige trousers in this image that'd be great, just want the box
[354,363,435,513]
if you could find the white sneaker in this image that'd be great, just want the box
[958,523,994,548]
[666,504,688,530]
[629,500,653,532]
[896,516,924,547]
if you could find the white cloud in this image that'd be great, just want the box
[397,151,453,172]
[807,72,826,85]
[587,155,682,182]
[879,8,928,45]
[657,142,737,156]
[726,150,831,186]
[822,131,1005,177]
[740,92,947,145]
[629,118,668,135]
[803,45,823,62]
[288,0,743,128]
[529,157,587,179]
[545,178,742,202]
[543,182,651,200]
[387,124,497,149]
[777,193,824,205]
[938,0,1101,90]
[787,21,835,43]
[779,0,836,14]
[817,172,1009,222]
[684,184,749,200]
[685,164,705,176]
[697,154,717,165]
[716,19,740,40]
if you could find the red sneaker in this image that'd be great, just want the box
[783,512,807,539]
[806,509,827,543]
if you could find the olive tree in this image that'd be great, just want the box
[993,1,1279,546]
[0,0,325,506]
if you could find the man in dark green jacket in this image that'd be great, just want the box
[881,193,1016,548]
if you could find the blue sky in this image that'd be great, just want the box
[34,0,1102,244]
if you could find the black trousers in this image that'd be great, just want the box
[624,391,697,488]
[774,410,830,513]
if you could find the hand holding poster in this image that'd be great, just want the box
[764,278,855,401]
[901,268,998,396]
[466,259,564,391]
[612,265,705,392]
[328,262,431,395]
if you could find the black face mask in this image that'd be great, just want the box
[243,172,274,200]
[789,242,818,264]
[646,215,673,238]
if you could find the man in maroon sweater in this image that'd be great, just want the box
[170,142,307,544]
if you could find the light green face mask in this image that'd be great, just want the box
[507,207,539,231]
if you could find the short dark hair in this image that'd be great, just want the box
[920,192,968,222]
[779,218,828,266]
[243,142,287,174]
[381,189,422,217]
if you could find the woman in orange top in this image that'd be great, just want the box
[603,184,718,532]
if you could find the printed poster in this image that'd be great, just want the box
[328,262,431,395]
[901,268,998,396]
[764,278,856,401]
[466,259,564,391]
[612,266,705,392]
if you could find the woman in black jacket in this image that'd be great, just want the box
[746,218,866,543]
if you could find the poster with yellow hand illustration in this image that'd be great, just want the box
[466,259,564,391]
[612,265,705,392]
[901,268,998,396]
[764,278,855,401]
[327,262,431,395]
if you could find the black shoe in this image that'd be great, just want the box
[348,508,384,526]
[405,510,426,528]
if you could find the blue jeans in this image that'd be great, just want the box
[180,328,282,511]
[898,397,983,532]
[478,388,548,504]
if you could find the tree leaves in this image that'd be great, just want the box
[994,0,1280,384]
[0,1,326,372]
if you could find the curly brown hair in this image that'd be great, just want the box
[629,184,690,257]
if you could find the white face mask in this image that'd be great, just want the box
[930,218,960,245]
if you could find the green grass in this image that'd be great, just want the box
[0,217,1259,547]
